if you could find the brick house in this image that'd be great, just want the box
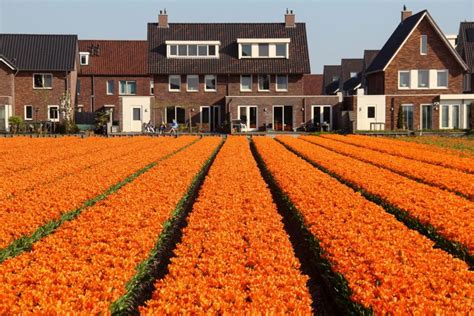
[0,34,78,132]
[360,9,473,131]
[77,40,152,132]
[456,22,474,128]
[147,10,340,132]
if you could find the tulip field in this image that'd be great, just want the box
[0,135,472,314]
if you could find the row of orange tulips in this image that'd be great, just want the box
[141,136,312,314]
[254,136,473,314]
[279,136,474,256]
[0,137,221,314]
[322,134,474,173]
[301,136,474,200]
[0,137,88,175]
[0,137,145,200]
[0,136,197,248]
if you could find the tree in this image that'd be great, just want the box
[59,90,75,133]
[397,106,405,130]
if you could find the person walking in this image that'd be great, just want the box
[169,119,178,136]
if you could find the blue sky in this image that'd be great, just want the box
[0,0,472,73]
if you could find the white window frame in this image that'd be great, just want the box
[436,70,448,89]
[24,105,33,120]
[276,75,288,92]
[240,75,253,92]
[79,52,90,65]
[47,105,59,122]
[119,80,137,95]
[420,35,428,55]
[237,105,258,131]
[106,80,114,95]
[398,70,411,89]
[150,80,154,95]
[33,73,53,89]
[258,74,271,92]
[166,41,220,59]
[187,75,199,92]
[417,70,430,89]
[204,75,217,92]
[169,75,181,92]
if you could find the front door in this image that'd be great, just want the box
[402,105,414,130]
[131,106,142,132]
[312,105,332,131]
[0,105,5,131]
[273,105,293,131]
[421,105,433,130]
[238,106,258,131]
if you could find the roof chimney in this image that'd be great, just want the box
[158,9,168,28]
[285,9,295,28]
[401,5,412,22]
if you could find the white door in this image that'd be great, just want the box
[130,106,142,132]
[238,106,258,131]
[311,105,332,131]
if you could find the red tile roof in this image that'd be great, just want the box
[303,74,323,95]
[78,40,148,75]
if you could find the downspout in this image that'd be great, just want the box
[12,68,19,117]
[91,75,95,112]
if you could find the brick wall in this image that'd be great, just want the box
[14,71,69,121]
[77,75,152,122]
[366,72,384,95]
[385,95,440,130]
[384,18,464,95]
[0,63,14,98]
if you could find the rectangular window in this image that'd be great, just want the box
[33,74,52,89]
[188,45,198,56]
[79,53,89,65]
[350,72,358,78]
[258,44,269,57]
[167,43,218,58]
[441,105,449,128]
[150,80,154,95]
[48,105,59,122]
[133,108,141,121]
[170,45,178,56]
[187,75,199,92]
[166,106,175,123]
[77,79,81,95]
[367,106,376,118]
[452,105,460,129]
[420,35,428,55]
[169,75,181,91]
[198,45,207,56]
[24,105,33,120]
[464,74,472,92]
[178,45,187,56]
[205,75,216,92]
[258,74,270,91]
[119,81,136,95]
[399,71,410,88]
[208,45,216,56]
[275,44,287,57]
[418,70,429,88]
[332,76,339,82]
[437,70,448,88]
[241,44,252,57]
[107,80,114,95]
[276,75,288,91]
[166,106,185,124]
[240,75,252,91]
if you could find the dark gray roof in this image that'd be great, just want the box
[365,10,426,73]
[323,65,341,95]
[341,58,363,91]
[148,23,310,74]
[457,22,474,73]
[0,34,77,71]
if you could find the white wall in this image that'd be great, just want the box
[121,96,151,132]
[355,95,386,131]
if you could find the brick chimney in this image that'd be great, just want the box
[285,9,295,28]
[158,9,168,28]
[401,5,412,22]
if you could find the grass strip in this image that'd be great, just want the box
[0,138,199,264]
[250,139,372,316]
[276,138,473,269]
[109,138,224,315]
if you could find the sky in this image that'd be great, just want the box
[0,0,473,73]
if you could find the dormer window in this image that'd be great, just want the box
[238,38,290,59]
[167,41,220,59]
[79,52,90,65]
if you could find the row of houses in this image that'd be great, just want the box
[0,8,473,133]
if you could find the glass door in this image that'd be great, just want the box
[273,106,283,131]
[421,105,433,130]
[402,105,414,130]
[273,105,293,131]
[283,106,293,131]
[238,106,258,131]
[312,105,332,131]
[0,105,5,131]
[212,105,220,131]
[200,106,211,132]
[452,105,460,129]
